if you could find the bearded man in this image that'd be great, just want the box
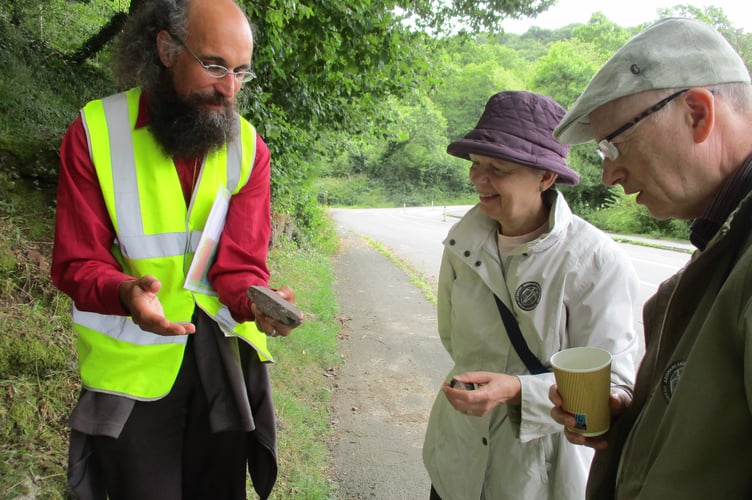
[51,1,300,498]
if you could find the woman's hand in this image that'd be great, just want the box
[443,371,521,417]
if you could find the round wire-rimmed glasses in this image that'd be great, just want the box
[172,34,256,83]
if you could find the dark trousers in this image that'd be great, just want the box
[430,485,442,500]
[90,337,247,500]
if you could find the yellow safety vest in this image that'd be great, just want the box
[74,87,272,401]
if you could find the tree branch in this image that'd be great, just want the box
[68,12,129,65]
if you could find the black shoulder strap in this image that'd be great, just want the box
[493,294,549,374]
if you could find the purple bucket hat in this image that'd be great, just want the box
[447,91,579,185]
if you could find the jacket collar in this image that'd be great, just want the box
[690,154,752,250]
[444,190,571,258]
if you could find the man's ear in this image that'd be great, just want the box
[156,30,175,68]
[684,87,715,144]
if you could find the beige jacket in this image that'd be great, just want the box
[424,192,642,499]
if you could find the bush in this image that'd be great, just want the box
[313,175,391,207]
[583,188,690,240]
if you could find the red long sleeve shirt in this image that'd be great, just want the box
[51,93,272,322]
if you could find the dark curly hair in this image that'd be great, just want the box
[112,0,192,91]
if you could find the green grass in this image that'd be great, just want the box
[365,236,438,305]
[265,239,342,499]
[610,237,694,254]
[0,214,78,498]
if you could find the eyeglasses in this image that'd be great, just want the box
[172,35,256,83]
[596,88,689,161]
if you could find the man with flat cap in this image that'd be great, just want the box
[551,17,752,499]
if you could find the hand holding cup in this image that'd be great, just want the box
[551,347,612,437]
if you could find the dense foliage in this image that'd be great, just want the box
[3,1,750,230]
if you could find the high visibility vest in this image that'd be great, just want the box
[74,87,272,401]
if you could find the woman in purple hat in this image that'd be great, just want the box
[422,91,644,499]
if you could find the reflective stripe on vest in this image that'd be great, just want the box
[74,88,271,400]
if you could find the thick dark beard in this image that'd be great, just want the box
[147,76,240,159]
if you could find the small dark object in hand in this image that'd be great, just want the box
[247,286,303,327]
[449,378,476,391]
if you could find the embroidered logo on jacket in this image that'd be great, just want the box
[662,361,685,402]
[515,282,541,311]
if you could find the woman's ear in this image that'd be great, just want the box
[156,30,175,68]
[540,171,557,191]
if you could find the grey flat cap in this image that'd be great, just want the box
[554,17,750,145]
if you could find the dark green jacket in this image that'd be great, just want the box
[587,192,752,499]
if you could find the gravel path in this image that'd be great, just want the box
[328,227,452,499]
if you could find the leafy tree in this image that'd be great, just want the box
[518,25,575,45]
[431,57,527,140]
[570,12,637,57]
[367,96,471,199]
[497,28,551,61]
[530,38,601,107]
[404,0,557,33]
[659,4,732,30]
[558,144,613,211]
[587,189,690,239]
[0,0,127,55]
